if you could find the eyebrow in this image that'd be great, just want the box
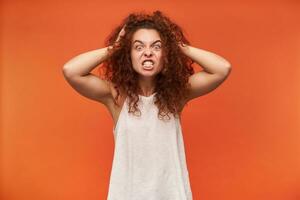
[133,40,162,45]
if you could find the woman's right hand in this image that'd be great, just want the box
[114,24,126,47]
[107,24,126,53]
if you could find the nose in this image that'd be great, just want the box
[143,48,153,57]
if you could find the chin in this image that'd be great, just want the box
[138,69,157,76]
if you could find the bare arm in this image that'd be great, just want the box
[179,44,232,101]
[63,47,112,76]
[62,46,114,104]
[62,25,126,104]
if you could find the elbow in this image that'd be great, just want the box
[62,64,68,75]
[220,64,232,77]
[62,64,74,78]
[224,62,232,73]
[224,60,232,69]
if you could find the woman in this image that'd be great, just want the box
[62,10,231,200]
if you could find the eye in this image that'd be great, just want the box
[154,45,161,50]
[135,45,143,50]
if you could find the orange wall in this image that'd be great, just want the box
[1,0,300,199]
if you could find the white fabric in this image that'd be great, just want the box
[107,92,193,200]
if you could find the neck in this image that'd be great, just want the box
[138,77,156,96]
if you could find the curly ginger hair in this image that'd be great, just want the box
[99,10,195,121]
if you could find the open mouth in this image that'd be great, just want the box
[142,60,155,70]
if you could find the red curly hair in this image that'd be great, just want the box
[99,10,195,121]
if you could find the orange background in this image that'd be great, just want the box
[1,0,300,200]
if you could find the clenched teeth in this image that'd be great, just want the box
[142,61,154,66]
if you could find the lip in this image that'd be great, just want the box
[143,65,154,69]
[143,67,154,71]
[142,65,154,70]
[142,63,154,71]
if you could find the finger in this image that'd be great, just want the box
[120,25,126,36]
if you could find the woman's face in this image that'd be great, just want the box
[130,28,164,77]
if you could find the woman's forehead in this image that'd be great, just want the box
[131,29,161,43]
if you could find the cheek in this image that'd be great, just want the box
[157,54,164,64]
[131,55,141,69]
[130,53,138,63]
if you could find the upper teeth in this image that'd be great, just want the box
[143,61,154,66]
